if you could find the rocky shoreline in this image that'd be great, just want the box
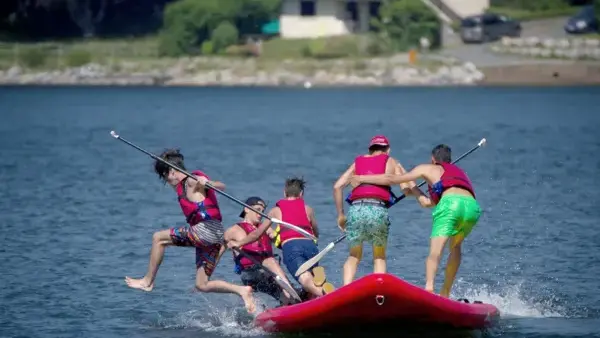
[491,36,600,60]
[0,55,486,86]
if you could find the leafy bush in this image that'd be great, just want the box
[201,41,214,55]
[66,49,91,67]
[158,0,280,57]
[19,47,47,68]
[210,21,239,53]
[373,0,441,52]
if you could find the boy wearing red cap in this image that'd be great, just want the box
[333,135,414,285]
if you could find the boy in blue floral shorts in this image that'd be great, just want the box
[333,135,414,285]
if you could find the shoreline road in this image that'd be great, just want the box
[439,17,573,67]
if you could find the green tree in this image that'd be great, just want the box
[236,0,281,35]
[158,0,280,56]
[374,0,440,51]
[211,21,239,53]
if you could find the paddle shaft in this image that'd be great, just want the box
[110,131,315,241]
[112,133,276,219]
[335,138,487,244]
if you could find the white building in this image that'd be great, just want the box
[279,0,382,39]
[278,0,490,39]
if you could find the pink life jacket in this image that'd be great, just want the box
[233,221,274,271]
[348,153,392,203]
[276,198,315,243]
[427,162,476,204]
[176,170,222,225]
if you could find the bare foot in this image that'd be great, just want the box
[125,276,154,291]
[239,286,256,314]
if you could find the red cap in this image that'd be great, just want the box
[369,135,390,148]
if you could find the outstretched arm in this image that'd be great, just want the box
[333,163,355,217]
[390,158,416,196]
[353,164,429,186]
[410,186,435,208]
[395,162,417,196]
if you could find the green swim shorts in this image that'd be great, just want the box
[346,201,390,248]
[431,194,481,239]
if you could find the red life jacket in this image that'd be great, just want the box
[234,221,274,271]
[275,198,315,243]
[176,170,222,225]
[348,153,392,203]
[427,162,476,204]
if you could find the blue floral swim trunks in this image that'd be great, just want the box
[346,200,391,248]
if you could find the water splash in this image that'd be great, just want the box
[152,297,272,337]
[452,280,565,318]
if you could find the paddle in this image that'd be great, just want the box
[110,131,317,242]
[294,138,488,277]
[229,245,302,303]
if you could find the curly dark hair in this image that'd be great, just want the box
[154,148,186,182]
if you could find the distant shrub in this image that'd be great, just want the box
[373,0,441,52]
[211,21,239,53]
[19,47,47,68]
[201,40,214,55]
[66,49,92,67]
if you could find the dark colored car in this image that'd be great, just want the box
[460,13,522,44]
[564,5,598,34]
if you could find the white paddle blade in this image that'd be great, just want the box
[110,130,119,138]
[274,276,302,302]
[294,242,335,277]
[478,138,487,147]
[271,218,318,242]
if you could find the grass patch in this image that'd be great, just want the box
[260,34,391,60]
[487,6,579,21]
[581,33,600,39]
[0,35,160,70]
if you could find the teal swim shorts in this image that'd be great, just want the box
[346,201,390,248]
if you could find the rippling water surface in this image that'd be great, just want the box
[0,86,599,338]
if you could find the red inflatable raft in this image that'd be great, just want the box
[254,273,499,333]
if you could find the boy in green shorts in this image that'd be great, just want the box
[350,144,481,298]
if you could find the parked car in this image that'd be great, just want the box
[460,13,522,44]
[564,5,598,34]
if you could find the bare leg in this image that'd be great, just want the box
[125,229,174,291]
[195,248,257,314]
[373,245,386,274]
[425,236,449,293]
[297,271,323,297]
[440,237,463,298]
[343,245,363,285]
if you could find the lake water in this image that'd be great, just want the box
[0,86,599,338]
